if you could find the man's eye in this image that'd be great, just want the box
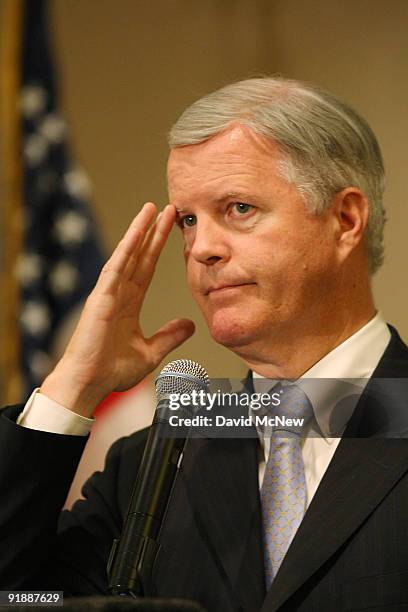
[181,214,197,228]
[233,202,253,214]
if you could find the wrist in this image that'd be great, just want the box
[40,361,110,418]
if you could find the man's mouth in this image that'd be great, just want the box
[206,282,255,295]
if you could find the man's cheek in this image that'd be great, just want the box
[186,278,208,315]
[182,231,196,261]
[184,265,200,300]
[183,242,189,263]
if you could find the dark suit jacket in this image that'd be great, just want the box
[1,326,408,611]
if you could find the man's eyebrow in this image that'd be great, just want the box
[215,191,250,202]
[174,192,252,214]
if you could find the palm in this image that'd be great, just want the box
[50,203,194,412]
[96,280,153,390]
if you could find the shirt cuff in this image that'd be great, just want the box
[17,388,94,435]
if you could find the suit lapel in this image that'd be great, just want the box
[262,326,408,611]
[182,435,266,611]
[261,436,408,611]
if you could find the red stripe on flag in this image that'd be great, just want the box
[94,377,151,418]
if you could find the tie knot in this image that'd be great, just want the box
[270,382,314,436]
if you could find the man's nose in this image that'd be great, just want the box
[188,218,230,265]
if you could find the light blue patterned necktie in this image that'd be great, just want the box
[260,382,313,588]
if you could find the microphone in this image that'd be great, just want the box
[108,359,209,597]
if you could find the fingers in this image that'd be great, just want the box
[147,318,195,365]
[95,202,157,294]
[128,204,176,286]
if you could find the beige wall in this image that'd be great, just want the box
[49,0,408,378]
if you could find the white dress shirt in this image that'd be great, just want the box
[18,313,391,508]
[253,312,391,506]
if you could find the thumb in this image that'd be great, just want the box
[148,318,195,364]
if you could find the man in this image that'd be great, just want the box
[1,77,408,611]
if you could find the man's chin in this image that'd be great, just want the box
[207,314,258,348]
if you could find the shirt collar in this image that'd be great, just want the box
[252,312,391,442]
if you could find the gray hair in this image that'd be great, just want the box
[169,77,386,274]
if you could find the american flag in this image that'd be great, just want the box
[16,0,104,399]
[2,0,154,504]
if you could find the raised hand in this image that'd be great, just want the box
[40,203,195,417]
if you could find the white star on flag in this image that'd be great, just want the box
[29,350,52,380]
[15,253,43,287]
[49,261,79,295]
[20,301,51,336]
[20,84,47,118]
[63,168,93,199]
[24,132,49,166]
[40,113,66,143]
[54,211,89,246]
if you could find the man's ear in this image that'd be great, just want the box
[331,187,369,263]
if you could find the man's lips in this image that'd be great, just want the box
[205,282,255,295]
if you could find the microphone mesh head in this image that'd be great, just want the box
[155,359,209,400]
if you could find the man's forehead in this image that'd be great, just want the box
[167,124,282,186]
